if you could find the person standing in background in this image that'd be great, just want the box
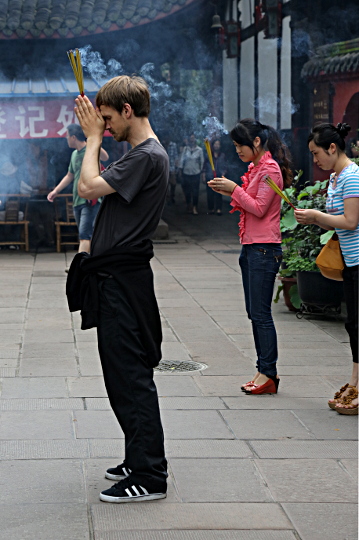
[161,132,178,205]
[179,133,204,215]
[47,124,109,253]
[208,119,293,395]
[202,139,227,215]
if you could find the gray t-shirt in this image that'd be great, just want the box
[91,138,169,256]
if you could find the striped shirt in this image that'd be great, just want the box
[326,162,359,267]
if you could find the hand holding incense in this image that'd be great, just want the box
[67,48,84,96]
[264,176,297,209]
[204,139,217,177]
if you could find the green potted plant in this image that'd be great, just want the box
[274,171,344,314]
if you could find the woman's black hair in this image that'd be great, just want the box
[308,122,351,153]
[230,118,293,187]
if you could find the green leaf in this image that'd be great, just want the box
[289,284,301,309]
[280,208,297,230]
[320,230,335,245]
[273,284,283,304]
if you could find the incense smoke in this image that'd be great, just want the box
[202,115,228,139]
[79,45,123,85]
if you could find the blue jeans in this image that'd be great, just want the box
[239,243,282,377]
[73,202,100,240]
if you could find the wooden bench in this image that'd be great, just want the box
[54,196,79,253]
[0,195,30,251]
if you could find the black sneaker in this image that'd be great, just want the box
[100,476,167,503]
[105,462,132,481]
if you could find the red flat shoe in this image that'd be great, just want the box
[241,380,255,391]
[244,378,279,395]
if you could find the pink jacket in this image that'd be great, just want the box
[230,151,283,244]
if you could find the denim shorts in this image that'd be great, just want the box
[73,202,100,240]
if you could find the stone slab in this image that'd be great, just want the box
[0,358,18,367]
[78,356,103,377]
[341,459,358,481]
[91,502,292,531]
[292,409,358,440]
[153,375,202,396]
[0,308,25,324]
[282,503,358,540]
[161,410,233,439]
[19,357,79,377]
[220,410,314,440]
[67,376,107,397]
[21,344,75,358]
[0,398,84,410]
[93,533,297,540]
[0,439,89,459]
[89,439,125,458]
[0,504,90,540]
[256,459,357,503]
[0,459,86,503]
[0,368,16,377]
[0,377,68,398]
[74,410,124,439]
[24,329,74,346]
[169,458,272,502]
[0,349,19,359]
[165,439,253,458]
[0,410,75,439]
[193,375,247,396]
[162,342,192,361]
[223,397,329,409]
[250,440,358,459]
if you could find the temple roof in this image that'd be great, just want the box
[302,38,359,79]
[0,77,101,97]
[0,0,197,39]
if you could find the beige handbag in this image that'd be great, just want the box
[316,233,344,281]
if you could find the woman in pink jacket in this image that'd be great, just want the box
[208,119,292,394]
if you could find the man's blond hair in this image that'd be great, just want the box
[96,75,150,117]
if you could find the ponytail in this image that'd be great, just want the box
[230,118,293,187]
[308,122,351,152]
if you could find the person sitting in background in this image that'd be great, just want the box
[47,124,109,253]
[178,133,204,215]
[202,139,227,215]
[295,123,359,415]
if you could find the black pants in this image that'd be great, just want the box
[182,173,200,206]
[343,264,358,363]
[97,277,167,488]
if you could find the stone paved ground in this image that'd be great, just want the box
[0,191,357,540]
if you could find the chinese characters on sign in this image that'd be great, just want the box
[0,99,110,139]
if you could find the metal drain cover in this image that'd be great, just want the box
[155,360,207,373]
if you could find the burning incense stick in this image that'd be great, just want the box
[67,48,84,96]
[264,176,297,209]
[204,139,217,177]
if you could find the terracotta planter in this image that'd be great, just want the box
[278,276,298,312]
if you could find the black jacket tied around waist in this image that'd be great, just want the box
[66,240,162,368]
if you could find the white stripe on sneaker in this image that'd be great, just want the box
[125,488,133,497]
[132,486,141,496]
[139,485,149,495]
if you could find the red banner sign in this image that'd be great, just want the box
[0,98,110,140]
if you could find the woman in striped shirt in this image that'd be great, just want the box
[295,123,359,415]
